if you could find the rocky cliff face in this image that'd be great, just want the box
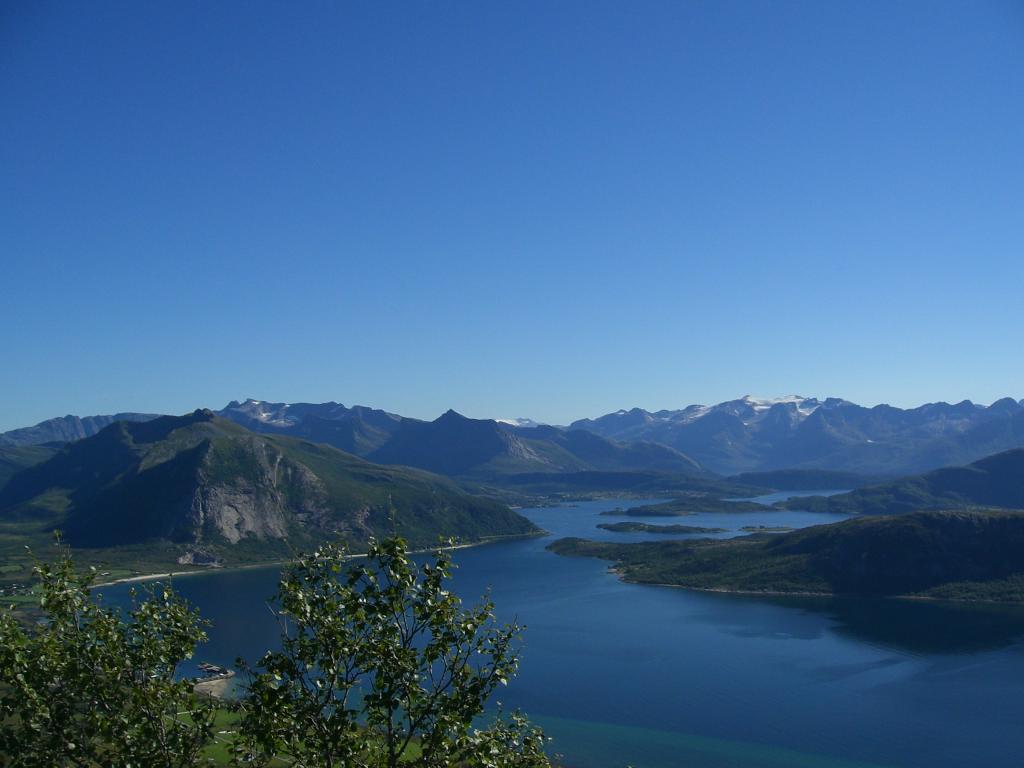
[182,437,366,545]
[187,443,294,544]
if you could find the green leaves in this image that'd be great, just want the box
[0,537,551,767]
[233,536,551,768]
[0,539,216,767]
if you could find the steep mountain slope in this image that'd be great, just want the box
[569,396,1024,475]
[787,449,1024,516]
[0,411,535,561]
[0,412,160,447]
[368,410,566,477]
[550,510,1024,601]
[0,445,59,490]
[506,425,703,474]
[368,410,704,479]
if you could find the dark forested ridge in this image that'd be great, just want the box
[551,510,1024,601]
[781,449,1024,516]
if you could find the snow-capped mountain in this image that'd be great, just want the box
[569,396,1024,476]
[5,395,1024,482]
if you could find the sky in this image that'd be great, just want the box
[2,1,1023,431]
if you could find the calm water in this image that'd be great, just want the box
[100,495,1024,768]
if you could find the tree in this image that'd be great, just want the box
[0,539,216,767]
[233,537,551,768]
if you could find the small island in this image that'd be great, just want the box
[740,525,795,532]
[598,522,728,534]
[601,496,765,517]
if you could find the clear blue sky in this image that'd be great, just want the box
[2,1,1023,431]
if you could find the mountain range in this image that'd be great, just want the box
[218,399,404,455]
[367,411,704,479]
[0,410,535,565]
[0,401,705,483]
[569,395,1024,476]
[4,394,1024,483]
[216,401,706,480]
[6,397,1024,593]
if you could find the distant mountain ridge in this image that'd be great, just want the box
[0,412,159,447]
[368,410,703,479]
[0,401,706,488]
[218,399,404,455]
[569,395,1024,475]
[4,394,1023,481]
[218,402,704,481]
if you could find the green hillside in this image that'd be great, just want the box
[781,449,1024,515]
[0,444,58,490]
[551,509,1024,601]
[0,411,537,569]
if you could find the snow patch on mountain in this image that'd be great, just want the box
[495,418,545,428]
[737,395,822,417]
[223,399,299,428]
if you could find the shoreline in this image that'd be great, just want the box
[92,530,545,589]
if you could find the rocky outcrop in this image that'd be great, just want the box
[185,438,330,544]
[176,548,223,566]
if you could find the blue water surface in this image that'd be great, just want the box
[99,495,1024,768]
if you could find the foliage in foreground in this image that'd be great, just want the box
[0,539,216,767]
[0,537,551,767]
[234,538,550,767]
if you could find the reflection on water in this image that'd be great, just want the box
[681,589,1024,654]
[761,595,1024,655]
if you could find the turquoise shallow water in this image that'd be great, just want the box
[99,496,1024,767]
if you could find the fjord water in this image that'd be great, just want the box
[101,496,1024,768]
